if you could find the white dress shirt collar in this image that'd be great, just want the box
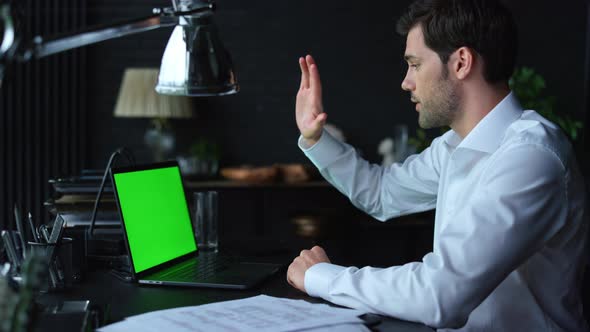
[444,92,523,153]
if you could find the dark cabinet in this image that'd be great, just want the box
[186,180,434,267]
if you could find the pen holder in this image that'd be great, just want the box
[27,238,74,292]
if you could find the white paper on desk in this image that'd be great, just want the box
[98,295,365,332]
[96,319,146,332]
[300,323,371,332]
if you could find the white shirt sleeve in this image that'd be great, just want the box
[299,129,442,221]
[303,142,568,328]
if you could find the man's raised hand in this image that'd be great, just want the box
[296,55,327,146]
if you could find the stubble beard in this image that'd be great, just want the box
[417,68,460,129]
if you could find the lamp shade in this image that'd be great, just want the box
[155,14,239,96]
[114,68,193,118]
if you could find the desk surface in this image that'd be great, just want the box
[186,180,332,189]
[42,268,432,332]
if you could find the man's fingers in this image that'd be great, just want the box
[305,55,321,93]
[287,246,331,293]
[297,250,314,266]
[311,245,331,263]
[299,55,322,95]
[309,246,325,261]
[286,265,294,286]
[305,54,316,67]
[311,246,325,254]
[287,259,306,292]
[299,57,310,90]
[308,64,322,97]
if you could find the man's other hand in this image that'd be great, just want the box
[296,55,327,146]
[287,246,331,293]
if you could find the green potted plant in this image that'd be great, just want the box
[177,138,220,179]
[509,67,583,141]
[0,253,48,332]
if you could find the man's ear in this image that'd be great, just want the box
[450,47,475,80]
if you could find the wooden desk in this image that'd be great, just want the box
[40,268,433,331]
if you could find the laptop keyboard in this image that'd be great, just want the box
[159,255,232,280]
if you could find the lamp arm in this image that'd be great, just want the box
[12,2,215,61]
[27,14,175,60]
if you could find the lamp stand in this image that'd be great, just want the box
[144,118,175,162]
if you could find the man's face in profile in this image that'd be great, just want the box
[401,25,459,129]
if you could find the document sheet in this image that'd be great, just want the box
[97,295,369,332]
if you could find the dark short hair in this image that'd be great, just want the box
[396,0,518,83]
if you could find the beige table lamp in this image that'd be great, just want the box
[114,68,193,161]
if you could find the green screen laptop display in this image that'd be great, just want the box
[113,166,197,273]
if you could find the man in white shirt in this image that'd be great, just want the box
[287,0,589,330]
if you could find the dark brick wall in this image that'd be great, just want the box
[1,1,86,228]
[85,0,407,167]
[84,0,588,168]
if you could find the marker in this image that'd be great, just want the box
[13,205,27,259]
[1,230,20,270]
[27,212,40,243]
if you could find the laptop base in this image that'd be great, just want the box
[139,261,282,289]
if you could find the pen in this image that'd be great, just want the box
[10,231,23,263]
[49,215,66,284]
[13,204,27,259]
[39,225,51,246]
[36,225,43,244]
[39,224,48,243]
[43,216,66,288]
[1,230,20,270]
[48,215,66,246]
[38,225,58,289]
[28,212,40,243]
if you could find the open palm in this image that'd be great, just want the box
[296,55,327,143]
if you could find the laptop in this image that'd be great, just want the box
[110,160,281,289]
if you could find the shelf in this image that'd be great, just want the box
[185,180,332,189]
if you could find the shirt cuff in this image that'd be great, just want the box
[297,129,349,170]
[304,262,347,299]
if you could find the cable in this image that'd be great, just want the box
[86,148,134,238]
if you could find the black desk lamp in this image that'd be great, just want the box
[0,0,239,96]
[0,0,239,265]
